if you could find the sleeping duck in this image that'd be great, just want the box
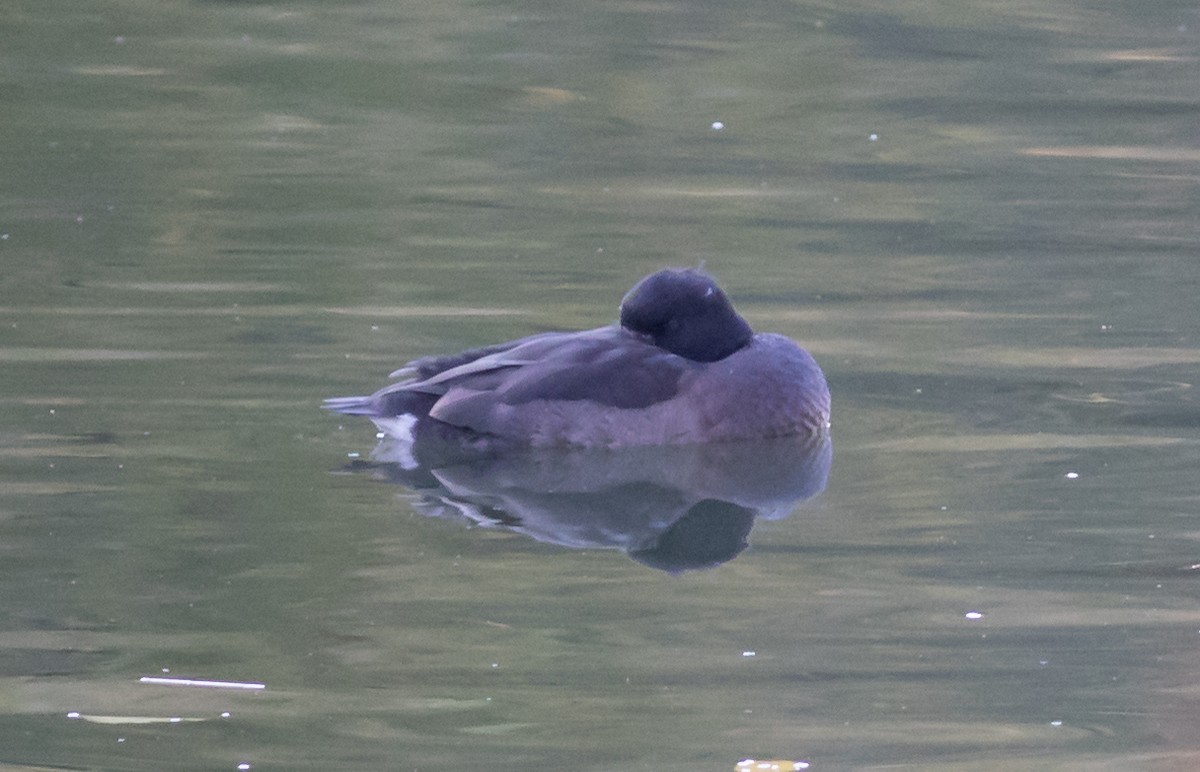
[324,268,830,448]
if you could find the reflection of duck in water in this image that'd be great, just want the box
[325,268,830,449]
[357,433,832,573]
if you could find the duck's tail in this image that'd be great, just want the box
[322,395,380,416]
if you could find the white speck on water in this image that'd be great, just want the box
[711,121,725,131]
[1065,472,1079,479]
[965,611,984,620]
[1050,720,1063,727]
[868,133,879,141]
[347,452,360,459]
[115,36,126,44]
[221,712,231,718]
[67,711,81,719]
[742,650,756,657]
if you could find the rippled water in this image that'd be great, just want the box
[3,1,1200,769]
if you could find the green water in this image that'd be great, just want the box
[3,1,1200,769]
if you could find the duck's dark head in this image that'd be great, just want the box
[619,268,753,362]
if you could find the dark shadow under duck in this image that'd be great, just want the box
[324,268,830,448]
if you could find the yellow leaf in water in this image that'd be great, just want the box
[735,760,809,771]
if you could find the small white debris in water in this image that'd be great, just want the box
[742,651,756,657]
[238,765,252,771]
[1065,472,1079,479]
[1050,720,1063,727]
[711,121,725,131]
[868,133,879,141]
[221,712,231,718]
[140,677,265,690]
[115,36,126,44]
[965,611,984,620]
[169,717,182,724]
[67,711,81,719]
[347,452,360,459]
[1,233,8,240]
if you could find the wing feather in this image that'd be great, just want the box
[363,325,692,435]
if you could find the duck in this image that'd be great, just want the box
[324,268,830,448]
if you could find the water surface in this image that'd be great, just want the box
[3,1,1200,769]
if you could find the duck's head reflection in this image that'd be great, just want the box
[346,434,831,573]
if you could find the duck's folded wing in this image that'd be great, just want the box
[390,330,569,380]
[400,329,596,394]
[428,332,691,432]
[495,343,687,408]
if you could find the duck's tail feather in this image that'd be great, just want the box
[322,395,380,416]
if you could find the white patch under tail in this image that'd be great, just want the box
[368,414,419,470]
